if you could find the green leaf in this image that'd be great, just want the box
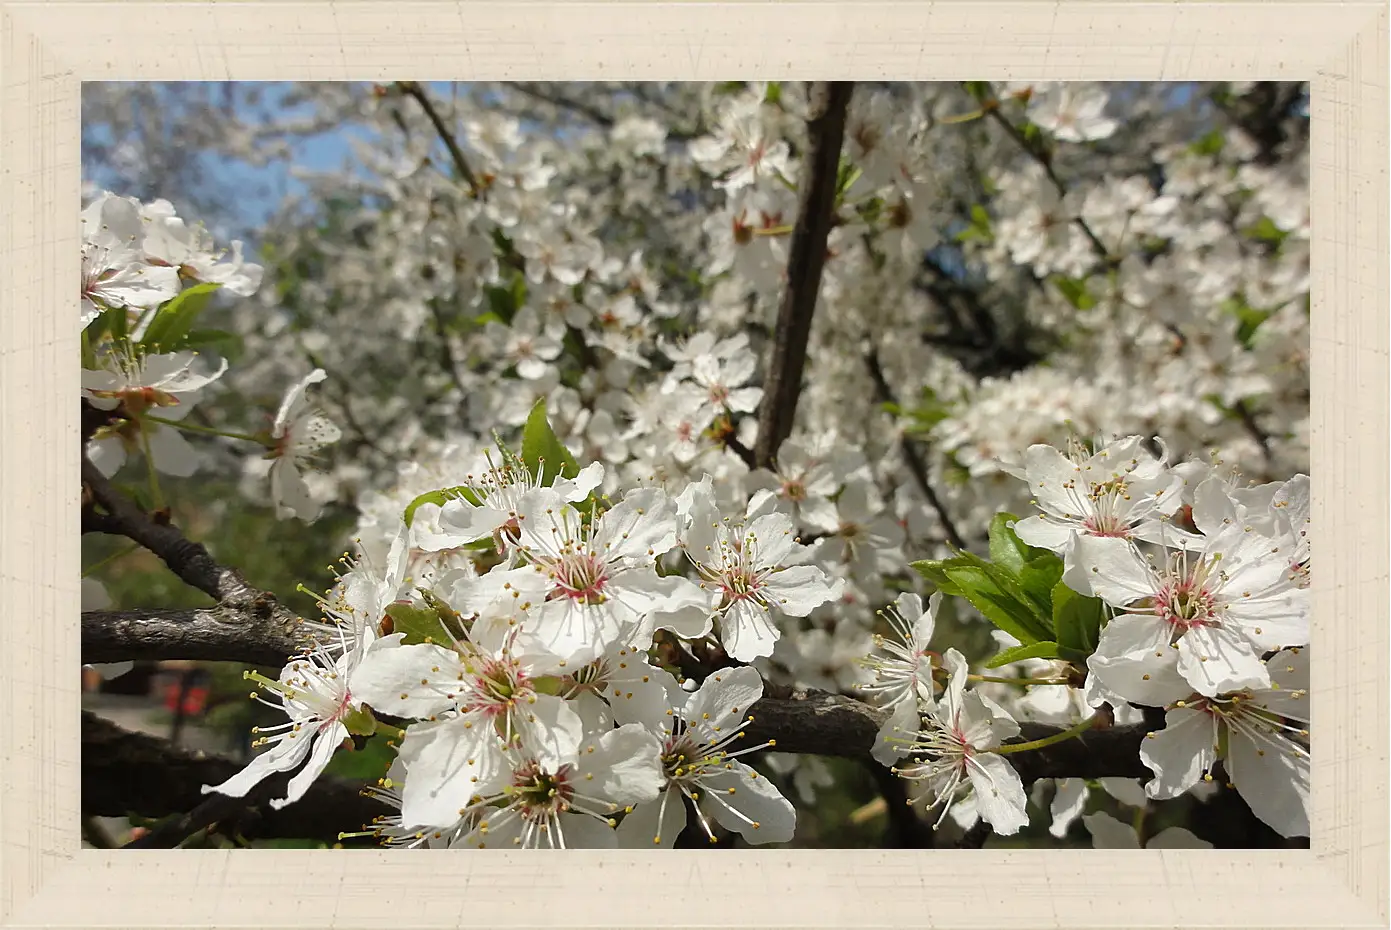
[1244,215,1289,246]
[941,563,1053,645]
[985,641,1063,669]
[183,328,245,363]
[963,81,993,101]
[763,81,782,105]
[1051,275,1096,311]
[910,559,966,597]
[1189,128,1225,157]
[1222,295,1276,347]
[1052,581,1105,656]
[1018,551,1066,608]
[484,283,519,325]
[836,156,863,198]
[521,398,579,486]
[987,512,1032,577]
[139,283,222,351]
[384,602,452,646]
[402,485,483,528]
[87,303,129,345]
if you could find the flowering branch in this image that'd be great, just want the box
[753,81,856,468]
[78,606,1156,785]
[973,86,1115,268]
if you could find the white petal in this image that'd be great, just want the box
[761,564,839,617]
[1226,719,1309,838]
[698,762,797,844]
[517,694,584,769]
[201,727,315,799]
[578,724,665,806]
[1072,536,1157,607]
[1140,707,1217,800]
[1049,778,1088,838]
[718,598,780,662]
[685,665,764,734]
[1176,625,1270,697]
[1082,811,1140,848]
[1097,777,1148,808]
[965,752,1029,835]
[398,717,505,827]
[1146,826,1213,849]
[614,791,685,848]
[270,722,348,810]
[349,639,459,718]
[871,700,919,766]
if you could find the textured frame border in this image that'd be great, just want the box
[1,3,1386,928]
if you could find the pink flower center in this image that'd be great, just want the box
[720,566,763,603]
[1155,578,1217,630]
[551,551,610,605]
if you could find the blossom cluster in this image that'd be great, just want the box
[202,428,852,848]
[80,79,1311,848]
[856,434,1310,839]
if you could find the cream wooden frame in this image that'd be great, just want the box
[1,3,1385,927]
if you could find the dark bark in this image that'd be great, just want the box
[753,81,856,468]
[82,712,389,848]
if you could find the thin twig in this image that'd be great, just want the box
[863,348,967,549]
[976,88,1114,268]
[398,81,480,197]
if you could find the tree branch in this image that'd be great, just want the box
[863,347,967,549]
[80,609,1155,784]
[83,458,254,603]
[753,81,855,468]
[398,81,480,197]
[82,712,388,847]
[83,607,308,668]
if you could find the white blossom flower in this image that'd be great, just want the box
[269,369,341,522]
[688,95,791,192]
[1076,506,1308,698]
[616,666,795,846]
[139,198,263,296]
[677,478,840,662]
[415,455,603,555]
[856,591,942,765]
[454,724,665,849]
[1011,436,1186,563]
[201,621,376,811]
[82,348,228,411]
[511,487,714,663]
[1028,85,1119,142]
[80,192,181,328]
[1140,647,1310,837]
[892,649,1029,835]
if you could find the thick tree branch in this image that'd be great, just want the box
[82,712,388,847]
[81,609,1156,783]
[83,607,308,667]
[726,682,1154,782]
[753,81,855,468]
[81,457,309,637]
